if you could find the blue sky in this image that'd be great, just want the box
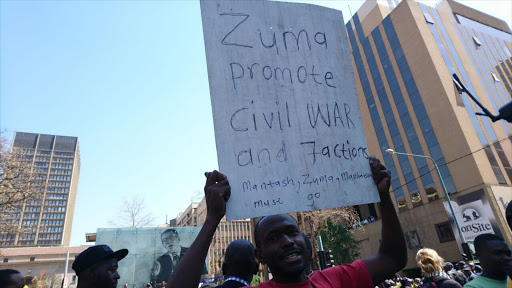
[1,0,510,246]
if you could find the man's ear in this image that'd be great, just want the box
[255,248,264,265]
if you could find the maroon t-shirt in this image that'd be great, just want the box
[246,260,373,288]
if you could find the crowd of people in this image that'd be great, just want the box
[0,157,511,288]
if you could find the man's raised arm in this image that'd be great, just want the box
[166,170,230,288]
[362,156,407,285]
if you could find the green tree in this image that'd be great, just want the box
[250,274,261,286]
[320,219,360,265]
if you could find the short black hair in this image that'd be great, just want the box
[474,233,504,253]
[253,214,299,248]
[0,269,22,287]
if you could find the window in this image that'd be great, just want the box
[423,12,434,24]
[435,222,455,243]
[472,36,482,47]
[30,257,35,262]
[2,258,7,263]
[491,72,500,82]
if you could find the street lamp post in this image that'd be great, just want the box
[385,149,466,244]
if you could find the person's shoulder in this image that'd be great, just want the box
[311,260,373,288]
[436,278,463,288]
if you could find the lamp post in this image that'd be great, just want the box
[385,149,466,244]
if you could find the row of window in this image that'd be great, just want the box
[23,213,39,219]
[40,226,63,233]
[49,175,71,181]
[52,163,72,169]
[42,213,64,219]
[51,169,71,175]
[40,220,63,226]
[47,187,69,193]
[53,157,73,163]
[44,206,66,212]
[46,194,68,200]
[45,200,67,206]
[38,233,62,240]
[25,206,40,212]
[48,181,70,187]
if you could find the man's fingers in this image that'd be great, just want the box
[374,169,391,184]
[204,170,228,191]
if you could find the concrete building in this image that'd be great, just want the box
[0,245,89,287]
[177,199,254,277]
[346,0,512,273]
[1,132,80,247]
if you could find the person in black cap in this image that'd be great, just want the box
[0,269,25,288]
[72,244,128,288]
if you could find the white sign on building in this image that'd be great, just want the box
[201,0,379,220]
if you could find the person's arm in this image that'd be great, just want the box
[166,170,230,288]
[362,156,407,286]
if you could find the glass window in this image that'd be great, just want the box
[423,12,434,24]
[472,36,482,46]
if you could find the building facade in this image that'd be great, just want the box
[177,199,255,277]
[0,245,88,287]
[1,132,80,247]
[346,0,511,272]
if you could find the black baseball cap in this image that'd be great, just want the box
[72,245,128,275]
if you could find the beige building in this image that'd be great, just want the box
[177,199,254,276]
[345,0,512,274]
[0,246,89,287]
[1,132,81,247]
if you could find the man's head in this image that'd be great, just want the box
[161,229,181,256]
[462,265,472,277]
[254,214,307,283]
[222,239,258,283]
[442,262,453,273]
[0,269,24,288]
[72,244,128,288]
[474,233,511,280]
[455,261,465,271]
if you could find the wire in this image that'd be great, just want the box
[394,136,511,190]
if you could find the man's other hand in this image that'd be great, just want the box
[204,170,230,223]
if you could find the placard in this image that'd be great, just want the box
[201,0,379,220]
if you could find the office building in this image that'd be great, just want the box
[1,132,80,247]
[177,199,254,276]
[0,245,88,287]
[345,0,511,272]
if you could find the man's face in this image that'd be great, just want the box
[255,215,306,281]
[477,240,511,277]
[161,232,180,255]
[6,273,24,288]
[91,258,121,288]
[463,270,471,277]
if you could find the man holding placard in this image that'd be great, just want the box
[167,156,407,288]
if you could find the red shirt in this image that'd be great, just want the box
[246,260,373,288]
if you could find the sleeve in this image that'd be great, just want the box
[309,259,374,288]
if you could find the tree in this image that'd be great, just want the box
[109,195,156,228]
[320,218,360,265]
[250,274,261,286]
[0,134,44,242]
[299,207,360,270]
